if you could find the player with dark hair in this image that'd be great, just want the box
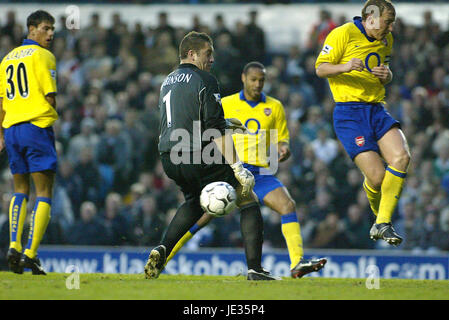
[163,61,327,278]
[0,10,57,275]
[145,31,279,281]
[315,0,409,245]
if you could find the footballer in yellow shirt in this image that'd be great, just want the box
[222,90,289,168]
[164,62,327,278]
[0,10,58,275]
[315,0,410,246]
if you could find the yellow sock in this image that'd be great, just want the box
[9,193,28,252]
[376,166,406,224]
[165,222,203,266]
[165,231,193,266]
[24,198,51,259]
[363,179,381,217]
[281,212,304,270]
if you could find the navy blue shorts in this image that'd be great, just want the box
[4,122,57,174]
[333,102,400,160]
[243,163,284,205]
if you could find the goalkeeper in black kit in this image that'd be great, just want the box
[145,31,280,280]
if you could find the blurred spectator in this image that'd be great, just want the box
[262,209,286,249]
[439,207,449,251]
[123,182,146,217]
[123,110,148,181]
[212,210,242,248]
[286,45,304,80]
[96,119,132,194]
[56,159,83,218]
[245,10,266,63]
[341,204,373,249]
[191,14,206,33]
[106,12,127,57]
[396,200,423,251]
[131,194,166,246]
[296,203,316,245]
[309,189,335,223]
[154,12,176,47]
[67,202,109,245]
[309,212,346,249]
[310,128,338,165]
[133,72,154,110]
[82,44,113,81]
[308,9,336,51]
[212,32,243,95]
[40,217,65,246]
[301,106,332,142]
[289,70,317,106]
[66,117,100,165]
[303,54,328,101]
[415,211,447,253]
[212,13,232,41]
[2,11,20,44]
[335,168,363,215]
[74,147,102,206]
[82,12,107,44]
[57,49,84,89]
[51,181,75,234]
[142,31,178,75]
[0,35,14,61]
[232,21,250,61]
[433,139,449,178]
[101,193,130,245]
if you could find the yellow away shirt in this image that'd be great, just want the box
[222,91,289,167]
[315,16,393,103]
[0,39,58,128]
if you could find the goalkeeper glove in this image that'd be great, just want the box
[225,118,247,132]
[230,161,255,196]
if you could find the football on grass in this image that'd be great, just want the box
[200,182,237,217]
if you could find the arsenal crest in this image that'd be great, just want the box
[355,136,365,147]
[264,108,272,116]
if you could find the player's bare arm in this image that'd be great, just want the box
[316,58,364,78]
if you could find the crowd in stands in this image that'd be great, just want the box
[0,7,448,259]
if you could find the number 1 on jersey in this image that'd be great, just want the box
[163,90,172,128]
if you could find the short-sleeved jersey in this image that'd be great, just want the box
[315,16,393,103]
[158,63,227,155]
[0,39,58,128]
[222,91,289,168]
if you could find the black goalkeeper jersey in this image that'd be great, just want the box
[158,63,227,154]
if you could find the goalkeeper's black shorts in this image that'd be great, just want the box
[160,152,239,202]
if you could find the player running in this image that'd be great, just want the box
[315,0,410,245]
[0,10,57,275]
[145,32,279,281]
[163,62,327,278]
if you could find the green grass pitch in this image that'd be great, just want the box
[1,272,448,300]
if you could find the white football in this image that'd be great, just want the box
[200,181,237,217]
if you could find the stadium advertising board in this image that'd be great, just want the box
[38,246,449,280]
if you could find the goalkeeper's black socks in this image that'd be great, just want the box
[239,202,264,271]
[161,199,203,255]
